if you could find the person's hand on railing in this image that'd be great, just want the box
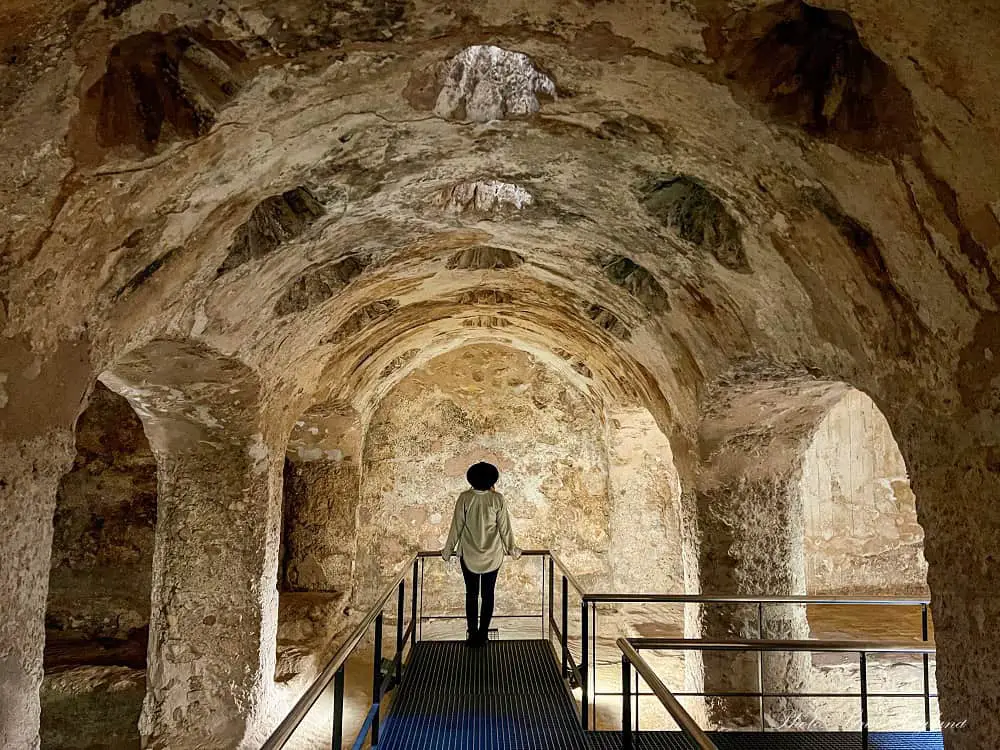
[510,546,522,560]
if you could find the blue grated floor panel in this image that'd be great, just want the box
[377,640,945,750]
[587,732,946,749]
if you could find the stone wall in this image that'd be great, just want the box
[801,389,928,596]
[606,407,685,595]
[356,344,611,613]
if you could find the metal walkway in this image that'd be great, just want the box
[377,640,945,750]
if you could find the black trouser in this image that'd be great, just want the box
[460,558,499,638]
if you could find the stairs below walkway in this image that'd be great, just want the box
[377,640,945,750]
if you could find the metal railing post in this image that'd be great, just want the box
[757,601,766,730]
[540,555,545,639]
[548,556,554,643]
[418,557,424,641]
[860,651,869,745]
[757,647,765,731]
[592,602,597,730]
[622,656,633,750]
[618,638,719,750]
[634,659,640,732]
[411,560,418,648]
[922,603,931,731]
[396,581,405,684]
[372,613,383,746]
[561,575,569,678]
[331,665,345,750]
[581,599,589,729]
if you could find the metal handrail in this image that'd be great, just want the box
[264,547,935,747]
[585,593,931,604]
[416,548,589,594]
[628,637,936,653]
[618,638,719,750]
[576,589,931,731]
[549,551,589,597]
[623,636,939,739]
[416,547,931,608]
[261,555,419,750]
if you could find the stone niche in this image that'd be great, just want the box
[274,402,361,696]
[281,401,362,594]
[42,381,156,750]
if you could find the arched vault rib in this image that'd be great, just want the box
[306,294,675,425]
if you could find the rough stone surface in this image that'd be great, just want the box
[606,407,684,597]
[46,382,156,647]
[437,180,534,215]
[357,344,611,608]
[0,432,77,750]
[101,341,282,750]
[697,376,848,726]
[433,45,556,122]
[2,0,1000,745]
[281,402,362,593]
[219,187,326,274]
[40,666,144,750]
[273,592,349,690]
[641,176,747,272]
[79,26,249,158]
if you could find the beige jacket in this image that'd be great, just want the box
[442,489,519,574]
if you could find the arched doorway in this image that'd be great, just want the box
[41,382,156,749]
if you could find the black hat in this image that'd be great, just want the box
[467,462,499,491]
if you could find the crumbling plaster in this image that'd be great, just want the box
[0,0,998,746]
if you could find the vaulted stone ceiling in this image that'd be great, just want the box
[1,0,999,747]
[3,0,995,429]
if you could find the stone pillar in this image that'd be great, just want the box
[0,335,91,750]
[0,432,76,750]
[103,340,281,750]
[282,403,361,593]
[696,378,846,728]
[605,407,685,597]
[697,475,811,727]
[897,414,1000,750]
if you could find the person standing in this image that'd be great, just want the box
[442,462,521,646]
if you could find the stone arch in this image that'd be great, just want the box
[801,388,928,597]
[354,343,612,616]
[695,370,933,730]
[101,339,282,750]
[270,399,363,724]
[695,373,844,728]
[41,381,155,749]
